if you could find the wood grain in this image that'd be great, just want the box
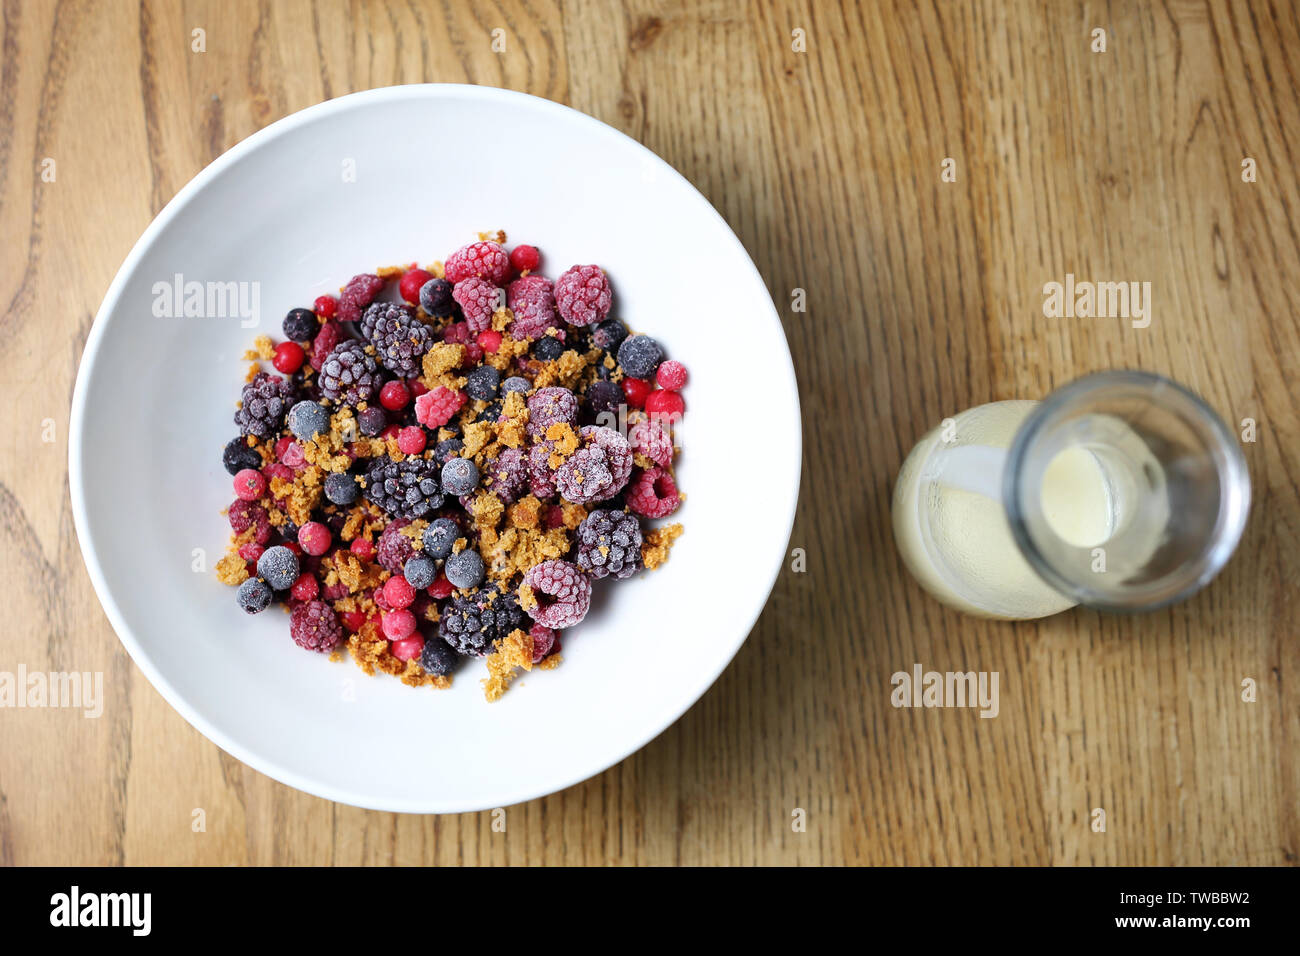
[0,0,1296,865]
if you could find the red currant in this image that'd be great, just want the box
[233,468,266,501]
[350,537,376,560]
[314,294,337,319]
[427,574,454,599]
[290,572,319,602]
[382,609,417,640]
[382,575,416,609]
[645,389,685,419]
[399,268,433,305]
[341,610,367,632]
[297,521,331,556]
[655,360,687,390]
[380,424,401,441]
[409,379,429,398]
[272,341,305,374]
[397,426,426,455]
[379,380,411,410]
[390,636,425,661]
[476,329,502,353]
[622,377,651,409]
[509,244,540,273]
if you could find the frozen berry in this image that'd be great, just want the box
[223,437,262,475]
[628,419,674,466]
[622,377,650,409]
[281,442,306,469]
[364,302,434,377]
[645,389,685,420]
[357,405,388,436]
[617,335,663,379]
[451,277,500,333]
[506,275,558,340]
[257,545,300,590]
[290,572,319,602]
[323,472,359,506]
[403,554,437,590]
[528,623,557,663]
[397,425,427,455]
[313,295,337,320]
[283,308,318,342]
[365,456,445,519]
[237,578,272,614]
[419,635,460,675]
[522,560,592,629]
[591,318,627,352]
[444,240,510,285]
[585,380,624,417]
[445,549,485,590]
[370,521,412,577]
[399,267,433,304]
[433,437,464,464]
[441,457,480,496]
[465,365,500,401]
[390,635,425,661]
[264,461,293,482]
[383,575,416,609]
[350,536,376,561]
[378,380,410,411]
[341,609,367,632]
[287,400,330,441]
[272,341,305,374]
[233,468,266,501]
[554,264,612,327]
[575,509,642,580]
[228,499,272,544]
[477,329,502,353]
[438,584,523,656]
[336,273,384,324]
[655,360,687,390]
[527,444,558,498]
[502,376,531,395]
[238,542,266,562]
[526,386,578,439]
[319,339,380,406]
[298,521,331,556]
[415,386,466,428]
[309,320,341,371]
[234,373,294,438]
[627,466,681,518]
[509,244,540,273]
[484,448,527,503]
[422,517,459,559]
[382,608,417,640]
[419,277,454,317]
[533,335,564,361]
[290,600,343,652]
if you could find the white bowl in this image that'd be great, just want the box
[70,85,800,813]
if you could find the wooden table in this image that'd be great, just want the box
[2,0,1295,866]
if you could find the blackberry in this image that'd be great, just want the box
[433,437,464,464]
[419,277,454,317]
[422,517,459,559]
[438,585,524,657]
[236,578,272,614]
[533,335,564,361]
[324,471,360,505]
[465,365,500,401]
[404,554,437,590]
[617,334,663,379]
[441,457,479,496]
[591,318,627,352]
[419,636,460,676]
[364,456,445,519]
[357,405,388,437]
[223,437,262,475]
[364,302,433,376]
[318,339,380,406]
[575,509,643,580]
[287,400,330,441]
[234,373,295,438]
[445,548,485,589]
[283,307,318,342]
[585,380,624,417]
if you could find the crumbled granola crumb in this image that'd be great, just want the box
[482,628,533,701]
[642,523,684,570]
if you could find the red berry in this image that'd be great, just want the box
[476,329,502,353]
[409,379,429,398]
[543,505,566,530]
[645,389,685,420]
[382,608,417,640]
[350,537,375,560]
[399,268,434,305]
[415,386,467,428]
[309,320,341,370]
[509,244,540,273]
[390,635,425,661]
[274,436,294,459]
[379,380,411,411]
[529,623,557,663]
[373,585,394,612]
[314,295,337,319]
[655,360,687,390]
[283,541,303,557]
[238,542,266,562]
[341,610,367,632]
[383,575,416,609]
[427,574,454,599]
[380,424,401,441]
[263,462,293,482]
[233,468,266,501]
[444,241,510,285]
[298,521,331,556]
[290,572,319,602]
[272,341,305,374]
[622,377,651,409]
[282,441,306,469]
[397,426,427,455]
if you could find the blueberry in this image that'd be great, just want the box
[533,336,564,361]
[423,517,460,560]
[404,554,437,590]
[256,545,300,590]
[617,334,663,379]
[324,472,360,506]
[475,400,502,423]
[283,307,318,342]
[236,578,272,614]
[592,319,627,352]
[434,437,464,464]
[445,549,485,589]
[288,400,330,441]
[441,457,479,496]
[586,380,624,417]
[419,278,454,316]
[419,636,460,675]
[223,437,262,476]
[357,405,388,437]
[501,376,531,395]
[465,365,500,401]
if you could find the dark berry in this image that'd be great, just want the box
[399,268,433,305]
[445,549,485,589]
[234,373,295,439]
[236,577,272,614]
[363,302,433,377]
[324,471,360,505]
[422,517,459,559]
[533,335,564,361]
[591,318,627,352]
[364,456,445,519]
[441,457,479,496]
[501,376,531,395]
[357,405,388,437]
[287,400,330,441]
[433,437,464,464]
[575,509,643,580]
[256,545,300,590]
[223,437,262,475]
[318,340,380,406]
[403,554,437,590]
[465,365,500,401]
[617,335,663,379]
[475,400,502,423]
[283,307,318,342]
[419,277,454,317]
[438,584,523,656]
[419,636,461,676]
[376,519,415,573]
[585,380,624,417]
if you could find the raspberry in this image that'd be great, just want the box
[399,268,433,304]
[363,302,433,376]
[382,608,417,640]
[415,386,466,428]
[509,244,540,273]
[451,277,500,333]
[379,380,410,411]
[234,373,295,438]
[228,499,272,544]
[526,386,578,439]
[583,425,633,485]
[233,468,266,501]
[438,585,525,657]
[484,448,527,503]
[477,329,502,353]
[309,320,341,370]
[554,264,612,327]
[336,273,384,323]
[391,635,425,661]
[273,341,305,374]
[442,321,484,362]
[575,509,643,580]
[656,360,687,390]
[297,521,331,556]
[555,427,632,503]
[622,377,650,409]
[364,456,445,519]
[375,518,414,573]
[318,339,380,406]
[238,542,266,562]
[282,442,306,469]
[627,466,681,518]
[617,335,663,379]
[628,418,674,466]
[419,277,454,317]
[313,295,337,319]
[506,275,558,340]
[645,389,684,421]
[528,623,557,663]
[290,572,319,602]
[522,560,592,629]
[419,635,459,675]
[527,444,558,498]
[444,240,510,285]
[290,600,344,653]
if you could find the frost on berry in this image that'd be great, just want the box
[554,264,612,327]
[451,276,501,333]
[627,466,681,518]
[290,600,344,652]
[444,240,511,285]
[337,273,384,323]
[527,443,558,498]
[555,426,632,504]
[416,386,467,428]
[522,560,592,629]
[575,509,643,580]
[485,448,528,503]
[506,275,557,341]
[526,387,578,439]
[628,418,675,467]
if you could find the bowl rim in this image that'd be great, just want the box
[68,83,802,813]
